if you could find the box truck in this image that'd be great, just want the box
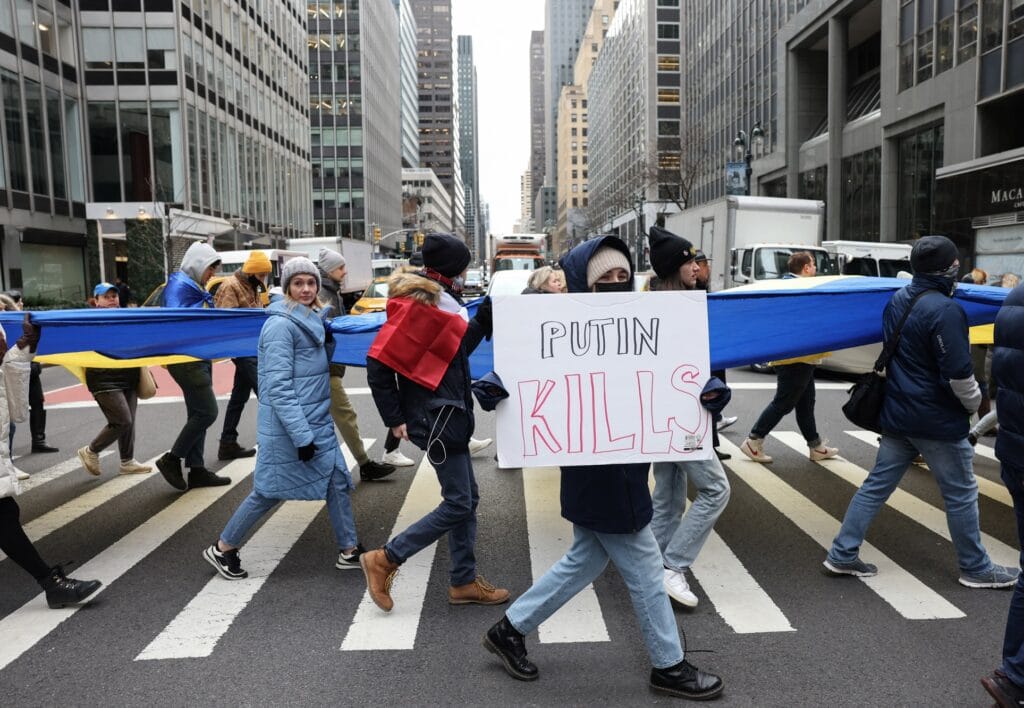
[286,236,373,296]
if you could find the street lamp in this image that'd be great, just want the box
[733,121,765,196]
[633,192,645,271]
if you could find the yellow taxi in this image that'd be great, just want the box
[348,276,389,315]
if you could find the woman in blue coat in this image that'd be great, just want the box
[202,257,361,580]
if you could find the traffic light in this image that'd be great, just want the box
[414,231,424,247]
[373,226,382,242]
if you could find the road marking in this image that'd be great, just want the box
[47,389,374,410]
[136,500,324,660]
[728,382,850,391]
[717,438,964,620]
[0,457,253,672]
[843,430,1012,507]
[17,451,116,493]
[774,432,1018,568]
[526,466,609,643]
[341,455,441,651]
[0,455,161,562]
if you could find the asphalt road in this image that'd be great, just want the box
[0,363,1015,706]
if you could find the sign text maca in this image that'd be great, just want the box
[991,187,1024,204]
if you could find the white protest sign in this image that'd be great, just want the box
[492,291,712,468]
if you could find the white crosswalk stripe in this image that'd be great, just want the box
[843,430,1012,507]
[717,437,965,620]
[17,451,116,493]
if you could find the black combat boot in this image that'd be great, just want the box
[650,659,724,700]
[483,615,538,681]
[188,467,231,488]
[40,566,102,609]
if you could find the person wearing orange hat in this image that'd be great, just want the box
[213,250,271,460]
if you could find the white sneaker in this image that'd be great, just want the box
[468,437,493,455]
[740,437,773,463]
[663,568,698,608]
[809,441,839,461]
[382,449,415,467]
[119,459,153,475]
[716,415,738,432]
[15,469,29,480]
[78,446,102,476]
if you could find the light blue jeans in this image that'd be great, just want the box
[221,466,357,550]
[828,434,992,575]
[506,523,684,669]
[651,458,731,572]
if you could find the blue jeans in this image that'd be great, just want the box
[1000,463,1024,686]
[167,361,218,468]
[386,450,479,586]
[750,362,821,447]
[221,466,357,549]
[220,357,258,444]
[828,434,992,575]
[506,524,684,669]
[651,457,731,571]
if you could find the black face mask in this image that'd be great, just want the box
[593,280,632,293]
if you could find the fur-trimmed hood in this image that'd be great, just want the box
[387,268,442,306]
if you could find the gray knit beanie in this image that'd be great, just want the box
[318,247,346,273]
[281,256,321,293]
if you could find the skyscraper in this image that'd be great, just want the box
[392,0,419,169]
[457,35,481,261]
[543,0,595,183]
[528,30,545,215]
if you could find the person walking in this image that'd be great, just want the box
[4,291,58,454]
[204,257,363,578]
[214,250,269,461]
[739,251,838,464]
[981,279,1024,704]
[317,247,395,482]
[0,314,102,608]
[645,227,732,609]
[156,241,231,491]
[482,235,723,700]
[825,235,1018,588]
[361,233,508,612]
[76,283,151,476]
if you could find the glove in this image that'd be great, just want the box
[474,296,493,340]
[16,314,39,352]
[324,322,335,346]
[297,442,317,462]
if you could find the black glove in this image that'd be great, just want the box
[474,296,493,339]
[16,314,39,352]
[324,324,334,346]
[297,442,317,462]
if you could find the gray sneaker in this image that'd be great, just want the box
[959,564,1019,589]
[822,557,878,577]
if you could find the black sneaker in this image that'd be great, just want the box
[336,543,366,570]
[156,453,187,491]
[203,544,248,580]
[483,616,539,681]
[31,441,59,454]
[218,441,257,460]
[359,459,396,482]
[40,566,102,609]
[822,557,878,577]
[650,659,724,700]
[188,467,231,488]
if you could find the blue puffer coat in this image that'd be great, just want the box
[253,300,351,500]
[879,274,975,440]
[994,283,1024,465]
[557,236,653,534]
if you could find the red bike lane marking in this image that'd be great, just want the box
[44,360,239,404]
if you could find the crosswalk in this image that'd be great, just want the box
[0,429,1018,672]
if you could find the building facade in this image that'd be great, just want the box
[309,0,401,242]
[528,29,544,218]
[392,0,419,168]
[457,34,481,261]
[402,166,451,238]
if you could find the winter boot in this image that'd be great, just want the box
[40,566,102,609]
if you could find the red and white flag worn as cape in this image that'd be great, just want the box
[367,297,468,391]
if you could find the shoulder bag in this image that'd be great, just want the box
[137,367,158,400]
[842,290,933,433]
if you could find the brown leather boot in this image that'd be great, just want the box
[448,576,510,605]
[360,549,399,612]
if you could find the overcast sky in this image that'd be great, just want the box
[452,0,545,235]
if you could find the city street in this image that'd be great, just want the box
[0,362,1016,706]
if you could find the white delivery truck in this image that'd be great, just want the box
[663,196,832,291]
[286,236,373,297]
[822,240,913,277]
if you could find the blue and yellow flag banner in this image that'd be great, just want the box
[0,276,1006,379]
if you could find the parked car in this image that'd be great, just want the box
[463,269,487,297]
[349,277,389,315]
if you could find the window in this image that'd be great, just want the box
[981,0,1003,52]
[897,123,944,239]
[82,27,113,69]
[959,2,978,62]
[36,8,54,54]
[147,29,176,69]
[657,88,680,103]
[936,2,955,74]
[899,1,915,91]
[88,102,120,201]
[22,81,46,193]
[15,0,34,48]
[114,28,145,69]
[657,23,679,40]
[46,88,64,199]
[841,148,881,241]
[150,102,182,202]
[658,55,680,72]
[1,70,26,191]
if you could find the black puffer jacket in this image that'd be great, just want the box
[557,236,653,534]
[85,367,140,395]
[994,283,1024,465]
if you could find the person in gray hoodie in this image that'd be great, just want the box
[156,241,231,491]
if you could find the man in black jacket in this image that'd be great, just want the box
[361,233,507,611]
[481,235,723,701]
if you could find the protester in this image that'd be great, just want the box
[981,280,1024,704]
[522,265,565,294]
[739,251,838,464]
[693,248,736,457]
[5,291,58,454]
[1004,273,1021,289]
[825,235,1018,588]
[156,241,231,491]
[362,233,508,612]
[115,276,133,308]
[645,227,731,609]
[214,250,270,461]
[482,235,723,700]
[317,247,395,482]
[76,284,151,476]
[204,257,363,579]
[0,314,102,608]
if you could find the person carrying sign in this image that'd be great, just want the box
[481,235,724,701]
[361,233,508,612]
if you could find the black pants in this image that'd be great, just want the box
[29,362,45,442]
[385,429,400,453]
[0,497,50,581]
[220,357,258,444]
[711,368,726,449]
